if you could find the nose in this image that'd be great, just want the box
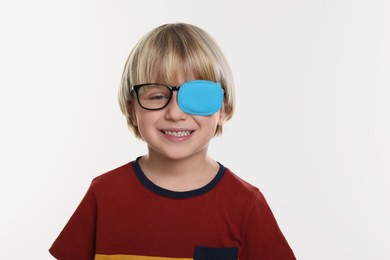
[164,92,188,121]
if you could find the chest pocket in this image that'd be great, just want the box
[194,246,238,260]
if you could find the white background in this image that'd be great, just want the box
[1,0,389,259]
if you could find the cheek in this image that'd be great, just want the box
[134,115,152,139]
[195,114,220,130]
[209,112,221,125]
[132,104,147,126]
[134,113,148,128]
[133,108,162,130]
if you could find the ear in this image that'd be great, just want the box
[130,111,138,126]
[217,107,227,126]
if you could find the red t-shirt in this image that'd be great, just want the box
[49,158,295,259]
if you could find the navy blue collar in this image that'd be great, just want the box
[132,157,226,199]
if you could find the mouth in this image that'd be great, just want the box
[161,130,193,137]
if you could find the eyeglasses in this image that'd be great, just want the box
[130,80,224,116]
[131,83,179,110]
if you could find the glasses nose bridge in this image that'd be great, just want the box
[167,85,180,105]
[167,85,180,101]
[169,86,180,92]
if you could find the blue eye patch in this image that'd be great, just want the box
[177,80,224,116]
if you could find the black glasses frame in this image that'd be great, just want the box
[130,83,180,111]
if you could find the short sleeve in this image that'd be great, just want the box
[239,191,296,260]
[49,183,97,260]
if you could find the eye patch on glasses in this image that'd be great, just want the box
[132,80,224,116]
[178,80,224,116]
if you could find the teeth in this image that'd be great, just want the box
[164,130,191,137]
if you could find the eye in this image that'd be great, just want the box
[148,93,169,100]
[138,85,170,101]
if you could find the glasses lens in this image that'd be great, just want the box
[137,84,171,109]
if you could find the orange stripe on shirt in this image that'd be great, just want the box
[95,254,192,260]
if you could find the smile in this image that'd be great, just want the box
[163,130,192,137]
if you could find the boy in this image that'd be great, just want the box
[49,23,296,260]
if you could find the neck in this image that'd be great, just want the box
[142,151,211,175]
[138,150,219,191]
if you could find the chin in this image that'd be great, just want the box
[154,147,205,161]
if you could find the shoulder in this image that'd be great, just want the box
[223,167,260,195]
[89,162,134,191]
[218,166,265,206]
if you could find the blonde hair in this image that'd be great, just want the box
[118,23,235,139]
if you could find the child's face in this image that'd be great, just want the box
[132,74,225,161]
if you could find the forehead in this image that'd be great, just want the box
[154,73,196,87]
